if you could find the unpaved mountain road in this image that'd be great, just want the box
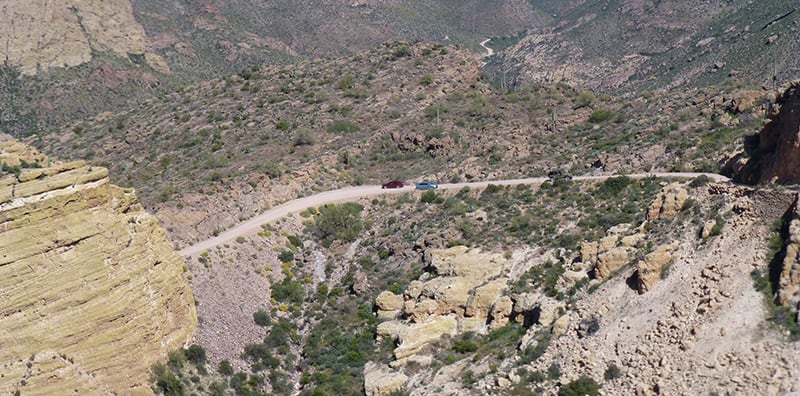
[179,172,728,257]
[480,38,494,58]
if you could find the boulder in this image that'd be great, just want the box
[352,270,369,296]
[376,291,404,311]
[489,296,514,329]
[647,184,689,220]
[580,241,599,265]
[637,244,679,294]
[701,219,718,239]
[553,314,571,337]
[394,316,458,360]
[364,362,408,396]
[596,247,634,279]
[465,278,508,317]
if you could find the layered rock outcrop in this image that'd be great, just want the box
[0,140,196,395]
[0,0,168,75]
[647,183,689,220]
[636,244,679,294]
[581,223,644,280]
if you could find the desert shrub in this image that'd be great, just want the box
[559,376,600,396]
[392,43,412,58]
[588,109,614,123]
[420,74,435,86]
[604,363,622,380]
[310,203,364,246]
[547,362,561,380]
[689,175,712,188]
[337,75,355,90]
[420,190,440,204]
[327,119,360,134]
[574,91,595,108]
[242,343,279,371]
[287,235,303,248]
[271,277,305,304]
[278,250,295,263]
[424,105,449,120]
[218,360,234,376]
[452,333,479,353]
[167,349,186,370]
[293,128,315,146]
[150,363,183,396]
[253,309,271,327]
[185,345,206,366]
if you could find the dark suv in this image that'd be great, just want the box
[547,169,572,181]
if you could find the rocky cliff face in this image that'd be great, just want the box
[778,194,800,308]
[733,82,800,185]
[0,0,167,75]
[0,138,196,395]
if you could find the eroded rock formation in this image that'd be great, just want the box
[0,140,196,395]
[733,82,800,185]
[778,194,800,308]
[0,0,167,75]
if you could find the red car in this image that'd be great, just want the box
[382,180,405,189]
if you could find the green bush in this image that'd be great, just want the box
[311,203,364,246]
[287,234,303,248]
[218,360,234,376]
[150,362,183,396]
[185,345,206,366]
[253,309,271,327]
[278,250,295,263]
[559,375,601,396]
[327,119,360,134]
[420,190,439,204]
[604,363,622,380]
[271,277,305,304]
[588,109,614,123]
[293,128,315,146]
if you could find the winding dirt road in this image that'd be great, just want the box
[479,38,494,59]
[179,172,728,257]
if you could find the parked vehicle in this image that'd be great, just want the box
[381,180,405,189]
[547,169,572,181]
[415,181,438,190]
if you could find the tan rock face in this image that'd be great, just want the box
[647,184,689,220]
[778,194,800,307]
[0,142,196,395]
[636,244,679,294]
[0,0,168,75]
[364,362,409,396]
[596,247,634,279]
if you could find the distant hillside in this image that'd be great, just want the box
[487,0,800,92]
[37,42,770,249]
[0,0,544,137]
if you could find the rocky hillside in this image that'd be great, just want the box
[488,0,800,92]
[0,0,168,76]
[37,43,772,250]
[0,0,543,137]
[0,137,197,395]
[164,170,800,395]
[364,183,800,395]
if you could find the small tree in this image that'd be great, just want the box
[559,375,601,396]
[312,203,364,246]
[253,309,271,327]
